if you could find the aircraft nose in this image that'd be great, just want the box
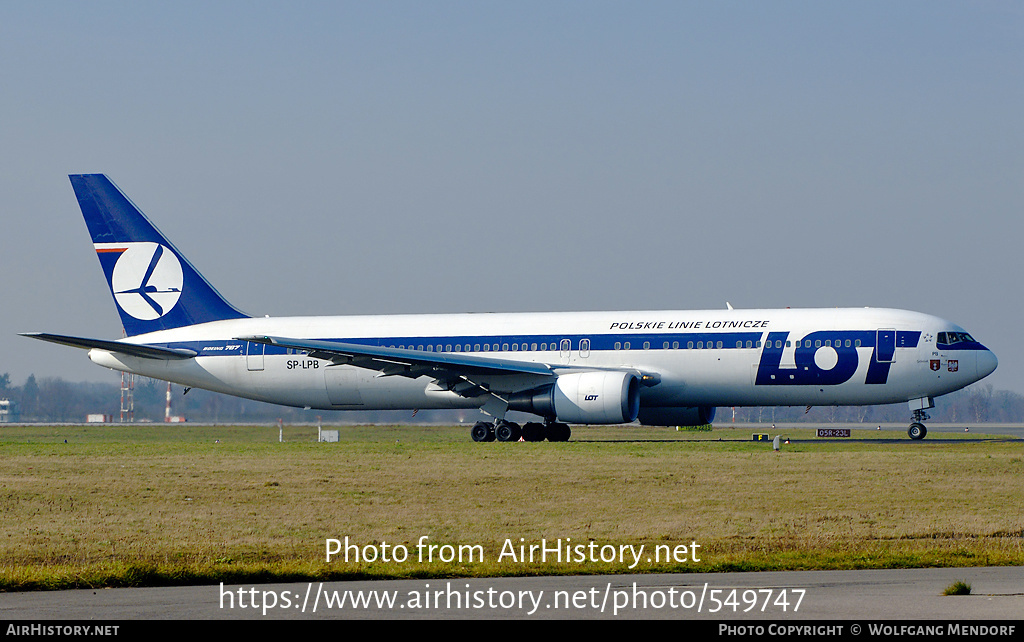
[977,349,998,379]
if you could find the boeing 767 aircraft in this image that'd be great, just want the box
[24,175,997,441]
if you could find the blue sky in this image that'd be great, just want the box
[2,2,1022,395]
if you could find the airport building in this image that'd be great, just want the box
[0,399,17,423]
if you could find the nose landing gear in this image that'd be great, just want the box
[908,409,929,440]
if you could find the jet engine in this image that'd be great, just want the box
[508,371,640,424]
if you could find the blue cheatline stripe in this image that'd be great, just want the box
[163,331,768,356]
[159,329,924,357]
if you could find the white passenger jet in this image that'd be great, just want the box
[24,175,997,441]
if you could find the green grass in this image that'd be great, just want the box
[943,580,973,595]
[0,423,1021,591]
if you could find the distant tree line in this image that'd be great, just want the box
[0,373,470,425]
[0,373,1018,425]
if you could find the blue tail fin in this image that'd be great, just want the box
[70,174,249,336]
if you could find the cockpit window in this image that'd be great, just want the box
[938,331,976,344]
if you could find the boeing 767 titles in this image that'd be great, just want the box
[23,175,998,441]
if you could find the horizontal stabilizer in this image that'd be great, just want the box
[20,332,197,360]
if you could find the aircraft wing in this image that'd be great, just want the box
[240,335,661,420]
[238,335,556,381]
[21,332,198,360]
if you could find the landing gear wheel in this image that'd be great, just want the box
[547,422,571,442]
[471,421,495,442]
[908,422,927,440]
[522,422,547,442]
[496,421,522,442]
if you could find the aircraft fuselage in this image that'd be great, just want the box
[88,307,996,415]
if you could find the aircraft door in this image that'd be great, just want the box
[246,341,265,371]
[876,329,896,363]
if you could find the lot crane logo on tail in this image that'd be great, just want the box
[97,242,183,320]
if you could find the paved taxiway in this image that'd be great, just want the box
[2,567,1021,620]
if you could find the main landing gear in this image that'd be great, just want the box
[470,419,571,443]
[908,409,929,440]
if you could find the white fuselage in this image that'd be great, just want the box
[87,307,997,416]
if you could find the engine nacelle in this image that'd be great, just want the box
[637,405,716,427]
[508,371,641,424]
